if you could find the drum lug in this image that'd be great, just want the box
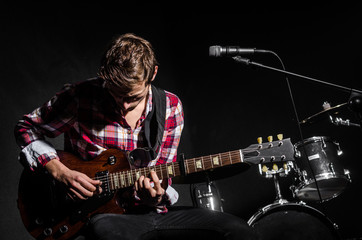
[329,163,336,175]
[301,170,307,181]
[294,148,301,158]
[334,141,343,156]
[344,169,352,182]
[333,222,339,230]
[322,137,327,148]
[297,200,307,206]
[289,185,297,198]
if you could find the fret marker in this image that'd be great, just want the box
[212,156,220,165]
[114,174,119,189]
[168,165,174,175]
[120,174,125,187]
[127,172,132,186]
[135,171,140,180]
[196,160,202,169]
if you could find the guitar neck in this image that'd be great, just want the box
[107,149,243,191]
[106,137,294,191]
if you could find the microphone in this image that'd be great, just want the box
[209,45,267,57]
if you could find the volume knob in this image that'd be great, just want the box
[43,227,53,236]
[59,225,69,234]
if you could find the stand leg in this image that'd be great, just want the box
[273,173,288,204]
[193,174,224,212]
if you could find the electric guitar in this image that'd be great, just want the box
[18,136,295,240]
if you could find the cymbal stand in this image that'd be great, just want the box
[329,115,361,128]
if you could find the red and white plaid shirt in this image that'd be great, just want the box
[15,78,184,207]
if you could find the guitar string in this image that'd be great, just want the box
[91,151,264,186]
[91,144,283,187]
[92,152,248,188]
[90,149,270,183]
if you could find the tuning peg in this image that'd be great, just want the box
[277,134,284,146]
[272,164,278,171]
[262,165,268,173]
[257,137,262,144]
[283,163,288,170]
[267,136,273,148]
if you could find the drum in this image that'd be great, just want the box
[293,136,350,202]
[248,202,340,240]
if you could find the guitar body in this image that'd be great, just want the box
[18,149,129,240]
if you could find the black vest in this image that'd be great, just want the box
[143,85,166,159]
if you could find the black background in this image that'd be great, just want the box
[2,3,362,239]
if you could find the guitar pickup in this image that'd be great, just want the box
[95,171,111,194]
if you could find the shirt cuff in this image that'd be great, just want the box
[19,140,58,170]
[155,185,179,214]
[165,184,179,205]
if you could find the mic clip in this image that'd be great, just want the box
[232,56,251,65]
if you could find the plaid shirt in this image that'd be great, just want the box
[15,78,184,208]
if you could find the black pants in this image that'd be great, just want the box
[86,207,258,240]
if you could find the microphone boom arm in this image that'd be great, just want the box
[232,56,362,94]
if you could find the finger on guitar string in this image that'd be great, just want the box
[45,159,102,199]
[77,172,102,192]
[142,176,153,195]
[135,175,145,191]
[134,171,165,206]
[150,171,165,197]
[67,170,103,199]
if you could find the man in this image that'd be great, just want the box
[15,33,257,239]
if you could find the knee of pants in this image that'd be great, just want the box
[88,214,146,240]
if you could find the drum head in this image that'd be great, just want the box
[248,203,340,240]
[294,177,349,202]
[294,136,331,147]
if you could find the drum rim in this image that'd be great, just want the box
[294,188,343,202]
[294,174,350,202]
[247,202,338,231]
[248,202,330,223]
[294,136,332,147]
[247,202,340,239]
[298,172,350,185]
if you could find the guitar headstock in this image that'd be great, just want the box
[243,134,295,165]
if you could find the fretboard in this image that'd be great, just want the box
[183,149,243,174]
[106,149,243,191]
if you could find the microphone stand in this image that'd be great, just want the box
[232,56,362,131]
